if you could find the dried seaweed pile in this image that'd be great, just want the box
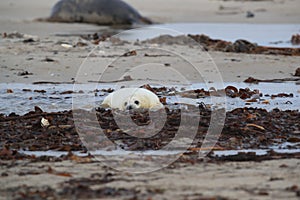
[142,34,300,56]
[0,106,299,158]
[188,34,300,56]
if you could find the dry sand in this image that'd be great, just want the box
[0,0,299,84]
[0,36,299,84]
[0,0,300,200]
[127,0,300,24]
[0,159,299,200]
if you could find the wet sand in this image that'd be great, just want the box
[0,158,299,200]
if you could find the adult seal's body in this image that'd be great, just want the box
[48,0,152,25]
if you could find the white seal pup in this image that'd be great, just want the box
[101,88,164,111]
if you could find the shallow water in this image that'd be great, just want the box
[19,142,300,158]
[212,142,300,157]
[19,149,183,157]
[118,23,300,48]
[2,82,298,159]
[0,82,299,115]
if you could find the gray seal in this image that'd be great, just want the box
[48,0,152,25]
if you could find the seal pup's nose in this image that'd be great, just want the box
[126,105,133,110]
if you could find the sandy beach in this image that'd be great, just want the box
[1,35,299,84]
[1,158,299,200]
[0,0,300,199]
[0,0,300,84]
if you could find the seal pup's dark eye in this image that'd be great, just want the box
[134,100,139,105]
[124,102,128,106]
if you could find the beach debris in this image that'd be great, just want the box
[271,93,293,99]
[2,31,39,42]
[246,98,258,103]
[6,89,13,93]
[80,32,118,45]
[187,34,300,56]
[122,50,137,57]
[75,41,88,47]
[141,84,157,94]
[295,68,300,77]
[244,76,300,83]
[261,100,270,104]
[42,57,56,62]
[225,86,238,97]
[86,75,134,83]
[47,166,72,177]
[179,89,209,99]
[246,123,265,131]
[0,147,33,160]
[2,31,23,38]
[41,117,50,128]
[60,90,74,95]
[286,185,300,197]
[244,77,260,84]
[188,146,224,152]
[286,185,299,192]
[1,32,7,38]
[143,34,193,46]
[17,71,33,76]
[61,43,73,49]
[66,152,93,163]
[224,86,259,99]
[121,75,133,82]
[291,34,300,45]
[138,85,261,100]
[246,11,255,18]
[35,106,44,113]
[144,53,171,57]
[159,97,167,104]
[34,89,46,94]
[232,39,257,53]
[33,81,75,84]
[101,88,114,93]
[287,137,300,143]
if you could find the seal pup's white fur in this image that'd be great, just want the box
[101,88,164,111]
